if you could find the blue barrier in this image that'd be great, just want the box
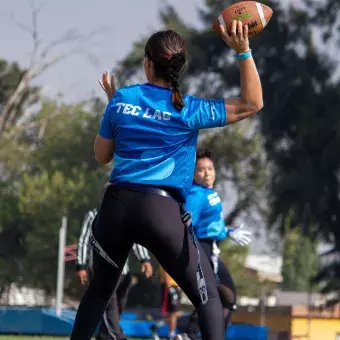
[0,307,267,339]
[0,307,75,335]
[121,311,139,320]
[227,324,267,340]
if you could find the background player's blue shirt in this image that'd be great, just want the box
[99,83,227,200]
[184,184,227,241]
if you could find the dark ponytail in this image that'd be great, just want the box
[144,30,187,111]
[169,54,185,111]
[172,87,184,111]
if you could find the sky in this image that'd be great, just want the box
[0,0,201,102]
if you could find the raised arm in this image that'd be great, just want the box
[94,72,117,164]
[220,21,263,124]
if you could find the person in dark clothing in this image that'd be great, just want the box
[76,208,153,340]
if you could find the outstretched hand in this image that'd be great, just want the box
[228,224,252,247]
[98,71,116,101]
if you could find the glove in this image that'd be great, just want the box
[227,224,252,246]
[212,241,221,256]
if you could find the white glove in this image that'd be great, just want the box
[227,224,252,247]
[212,241,221,256]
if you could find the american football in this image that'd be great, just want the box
[212,1,273,37]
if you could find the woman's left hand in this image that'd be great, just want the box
[99,71,116,101]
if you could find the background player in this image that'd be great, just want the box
[160,267,183,339]
[175,149,252,340]
[76,208,153,340]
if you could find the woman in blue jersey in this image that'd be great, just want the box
[175,149,252,340]
[71,21,263,340]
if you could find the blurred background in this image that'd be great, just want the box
[0,0,339,339]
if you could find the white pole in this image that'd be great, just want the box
[260,285,266,326]
[56,216,67,316]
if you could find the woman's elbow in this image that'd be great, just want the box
[247,100,264,117]
[254,100,264,112]
[249,97,264,114]
[95,153,111,165]
[94,135,115,165]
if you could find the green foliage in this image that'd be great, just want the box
[301,0,340,42]
[0,59,39,127]
[219,240,275,297]
[199,120,268,223]
[0,95,108,296]
[314,250,340,306]
[281,212,319,291]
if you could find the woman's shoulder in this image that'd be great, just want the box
[116,83,142,94]
[108,84,144,104]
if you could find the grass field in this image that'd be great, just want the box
[0,337,69,340]
[0,337,149,340]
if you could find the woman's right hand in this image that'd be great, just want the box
[76,269,88,285]
[219,20,250,54]
[99,71,116,101]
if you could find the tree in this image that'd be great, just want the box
[301,0,340,43]
[281,212,319,291]
[314,250,340,306]
[0,97,108,297]
[0,182,27,294]
[0,59,39,129]
[0,0,103,133]
[199,120,268,225]
[219,240,258,297]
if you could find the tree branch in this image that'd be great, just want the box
[0,70,33,132]
[0,0,104,134]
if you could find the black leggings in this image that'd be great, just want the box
[70,186,224,340]
[96,273,133,340]
[186,239,237,340]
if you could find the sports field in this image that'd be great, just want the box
[0,337,69,340]
[0,338,69,340]
[0,337,149,340]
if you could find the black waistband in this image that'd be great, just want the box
[108,182,181,203]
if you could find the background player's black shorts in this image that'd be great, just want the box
[161,284,182,314]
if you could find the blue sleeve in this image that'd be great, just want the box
[184,96,227,130]
[184,189,205,226]
[99,90,122,140]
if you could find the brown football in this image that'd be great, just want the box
[212,1,273,38]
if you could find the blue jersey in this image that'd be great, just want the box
[99,83,226,200]
[184,184,226,241]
